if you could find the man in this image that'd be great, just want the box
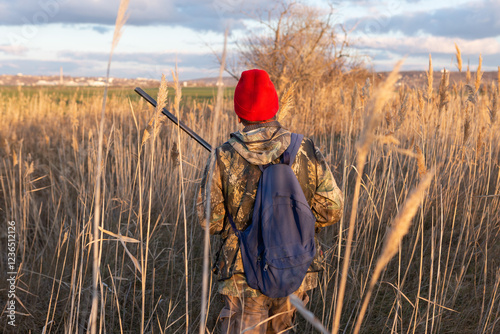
[197,69,343,333]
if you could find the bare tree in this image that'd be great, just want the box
[238,1,358,95]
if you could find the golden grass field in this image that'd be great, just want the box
[1,58,499,333]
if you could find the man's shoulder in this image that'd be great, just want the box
[297,135,316,158]
[216,138,237,155]
[212,138,238,167]
[300,135,314,148]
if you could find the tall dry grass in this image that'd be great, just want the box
[90,0,129,333]
[1,58,499,333]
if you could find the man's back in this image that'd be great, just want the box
[198,123,343,293]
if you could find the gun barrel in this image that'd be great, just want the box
[134,87,212,152]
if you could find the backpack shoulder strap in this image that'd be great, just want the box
[282,133,304,166]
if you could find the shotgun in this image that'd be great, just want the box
[134,87,213,152]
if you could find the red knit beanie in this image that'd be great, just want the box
[234,69,279,122]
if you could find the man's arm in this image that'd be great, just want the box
[197,151,226,235]
[311,146,344,228]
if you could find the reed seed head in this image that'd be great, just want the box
[463,102,472,144]
[351,83,358,116]
[426,54,433,101]
[476,126,484,158]
[489,85,498,125]
[475,54,483,93]
[455,43,462,73]
[438,68,449,113]
[111,0,130,55]
[415,145,427,177]
[277,83,296,122]
[466,60,471,84]
[142,74,168,146]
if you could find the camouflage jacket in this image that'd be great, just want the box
[197,122,343,296]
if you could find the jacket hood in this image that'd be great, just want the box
[228,126,291,165]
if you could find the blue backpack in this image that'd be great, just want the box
[227,133,317,298]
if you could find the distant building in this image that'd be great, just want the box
[36,80,58,86]
[88,80,106,87]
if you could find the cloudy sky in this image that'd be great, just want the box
[0,0,498,80]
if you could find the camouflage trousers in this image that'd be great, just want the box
[219,291,309,334]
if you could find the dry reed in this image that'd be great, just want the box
[490,86,497,125]
[141,75,168,146]
[1,49,499,334]
[477,126,485,158]
[90,1,129,333]
[415,145,427,177]
[464,93,473,143]
[289,295,330,334]
[331,60,404,334]
[171,67,190,334]
[353,169,435,334]
[199,28,228,334]
[438,68,449,113]
[277,82,296,123]
[475,54,483,93]
[426,54,433,102]
[466,61,472,83]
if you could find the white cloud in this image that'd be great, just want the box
[0,44,29,55]
[356,35,500,56]
[0,48,224,79]
[345,0,500,40]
